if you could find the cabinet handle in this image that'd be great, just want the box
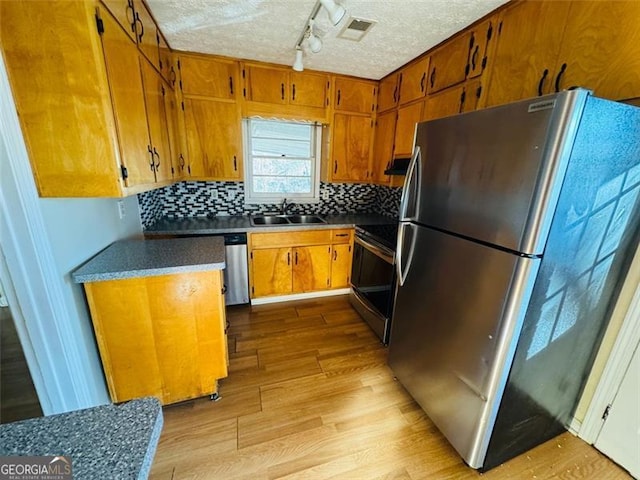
[179,153,185,170]
[295,251,298,264]
[170,66,177,86]
[393,85,398,103]
[337,89,341,105]
[126,0,135,35]
[281,83,285,100]
[135,12,144,42]
[333,250,337,261]
[153,148,160,169]
[538,68,549,96]
[233,155,237,171]
[334,160,338,174]
[148,145,155,171]
[229,76,234,95]
[335,233,349,237]
[420,72,426,92]
[554,63,567,93]
[459,89,466,113]
[287,252,291,265]
[471,45,479,71]
[430,67,436,89]
[292,83,296,101]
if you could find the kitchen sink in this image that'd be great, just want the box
[250,214,327,226]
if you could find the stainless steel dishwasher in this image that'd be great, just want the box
[221,233,249,305]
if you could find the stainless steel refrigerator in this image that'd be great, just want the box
[389,89,640,471]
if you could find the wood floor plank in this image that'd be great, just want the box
[149,296,631,480]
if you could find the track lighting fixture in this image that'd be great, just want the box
[292,0,347,71]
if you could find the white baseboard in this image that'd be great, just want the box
[568,417,581,436]
[250,288,350,305]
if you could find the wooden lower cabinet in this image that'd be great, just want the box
[83,270,228,405]
[249,229,353,299]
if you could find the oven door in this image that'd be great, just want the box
[350,234,396,343]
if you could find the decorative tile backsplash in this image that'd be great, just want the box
[138,181,402,228]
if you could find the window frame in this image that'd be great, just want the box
[243,118,322,205]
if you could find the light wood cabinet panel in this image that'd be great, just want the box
[394,102,423,157]
[84,270,227,405]
[289,71,328,109]
[485,1,571,107]
[371,110,397,184]
[331,113,373,182]
[184,97,242,180]
[399,56,430,105]
[163,77,181,180]
[331,229,353,244]
[462,79,483,113]
[467,18,497,80]
[377,73,400,113]
[334,77,376,114]
[250,248,292,297]
[331,244,352,289]
[100,9,155,187]
[180,54,237,100]
[251,230,332,249]
[132,0,160,70]
[140,58,173,182]
[245,64,288,105]
[422,85,464,122]
[172,56,189,178]
[555,1,640,101]
[157,32,172,84]
[101,0,137,41]
[293,246,332,293]
[428,31,472,94]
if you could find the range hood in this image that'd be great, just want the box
[384,157,410,175]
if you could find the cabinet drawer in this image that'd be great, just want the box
[250,229,332,248]
[331,229,353,243]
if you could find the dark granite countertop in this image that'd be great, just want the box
[144,213,397,236]
[72,236,225,283]
[0,397,163,480]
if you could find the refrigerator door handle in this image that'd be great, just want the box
[399,146,421,222]
[396,222,417,286]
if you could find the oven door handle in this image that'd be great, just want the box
[355,235,394,264]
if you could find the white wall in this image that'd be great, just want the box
[0,51,143,413]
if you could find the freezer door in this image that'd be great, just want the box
[412,90,589,255]
[388,225,540,468]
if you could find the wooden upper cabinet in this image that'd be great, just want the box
[331,113,373,182]
[289,71,329,109]
[399,56,430,105]
[101,0,137,41]
[184,97,242,180]
[180,54,237,100]
[334,77,376,114]
[427,32,472,94]
[132,0,160,70]
[245,64,288,104]
[422,84,465,122]
[394,102,423,157]
[371,110,397,184]
[555,1,640,101]
[485,1,571,107]
[157,32,172,84]
[377,73,400,112]
[99,8,154,187]
[467,18,497,80]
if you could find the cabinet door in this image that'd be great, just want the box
[251,248,292,297]
[293,246,331,293]
[331,244,353,288]
[289,71,328,108]
[99,8,155,187]
[422,85,464,122]
[173,57,190,178]
[101,0,136,41]
[184,98,242,180]
[555,1,640,101]
[140,59,173,182]
[427,32,472,94]
[377,73,400,112]
[334,77,376,114]
[132,0,160,70]
[399,56,430,105]
[467,18,496,80]
[163,78,180,180]
[245,65,288,105]
[180,54,237,100]
[461,79,483,114]
[157,32,172,83]
[371,110,397,184]
[485,1,571,107]
[331,113,373,182]
[394,102,423,157]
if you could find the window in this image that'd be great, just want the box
[244,119,321,204]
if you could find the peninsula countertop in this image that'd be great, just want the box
[0,397,163,480]
[72,236,226,283]
[144,213,397,236]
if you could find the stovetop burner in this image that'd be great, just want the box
[356,223,399,251]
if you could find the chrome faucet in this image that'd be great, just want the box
[280,198,293,215]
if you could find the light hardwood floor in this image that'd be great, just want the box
[149,295,630,479]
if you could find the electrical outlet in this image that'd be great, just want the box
[117,200,126,219]
[210,190,219,201]
[321,190,329,201]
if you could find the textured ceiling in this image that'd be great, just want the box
[147,0,509,80]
